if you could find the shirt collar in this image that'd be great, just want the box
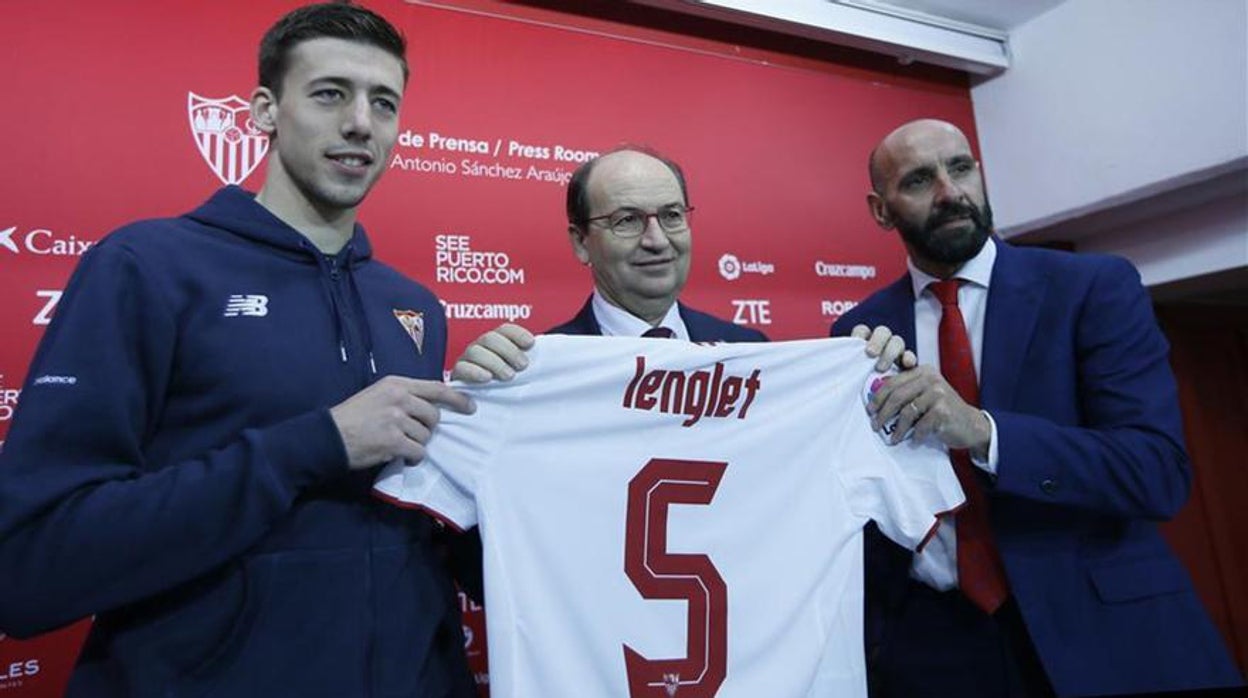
[591,290,687,339]
[908,236,998,297]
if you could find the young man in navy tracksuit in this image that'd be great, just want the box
[0,4,480,696]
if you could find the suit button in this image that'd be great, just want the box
[1040,479,1058,495]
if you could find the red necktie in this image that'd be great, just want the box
[642,327,675,338]
[930,279,1009,614]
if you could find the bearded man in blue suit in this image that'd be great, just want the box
[834,118,1242,697]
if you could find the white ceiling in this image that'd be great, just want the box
[872,0,1066,32]
[635,0,1051,74]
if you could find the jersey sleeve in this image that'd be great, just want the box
[835,379,965,552]
[372,450,479,531]
[372,370,522,530]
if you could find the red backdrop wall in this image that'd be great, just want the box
[0,1,977,695]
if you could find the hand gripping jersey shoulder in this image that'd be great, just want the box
[374,336,963,698]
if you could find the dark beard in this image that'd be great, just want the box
[894,199,993,266]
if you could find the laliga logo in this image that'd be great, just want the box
[188,93,269,185]
[718,253,775,281]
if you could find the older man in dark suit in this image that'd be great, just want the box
[457,146,907,378]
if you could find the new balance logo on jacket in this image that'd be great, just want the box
[223,294,268,317]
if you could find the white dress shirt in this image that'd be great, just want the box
[590,290,689,339]
[906,236,1001,591]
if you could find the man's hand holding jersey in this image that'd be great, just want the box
[864,365,993,459]
[331,377,476,469]
[453,323,537,383]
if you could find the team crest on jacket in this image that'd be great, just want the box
[393,310,425,354]
[187,92,269,185]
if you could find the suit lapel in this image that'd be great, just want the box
[981,242,1044,410]
[874,277,918,355]
[571,296,603,335]
[679,303,713,342]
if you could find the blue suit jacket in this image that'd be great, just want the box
[549,296,769,343]
[833,241,1242,695]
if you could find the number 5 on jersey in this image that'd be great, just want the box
[624,458,729,697]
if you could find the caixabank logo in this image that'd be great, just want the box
[0,226,95,257]
[188,93,269,185]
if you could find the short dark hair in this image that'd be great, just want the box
[258,2,408,99]
[566,145,690,226]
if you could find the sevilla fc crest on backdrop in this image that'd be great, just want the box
[187,93,269,186]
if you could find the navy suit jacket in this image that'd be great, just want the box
[549,296,769,343]
[833,241,1242,695]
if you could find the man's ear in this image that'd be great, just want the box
[568,224,591,266]
[250,86,278,135]
[867,192,894,230]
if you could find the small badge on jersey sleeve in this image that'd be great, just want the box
[862,370,912,444]
[393,309,425,354]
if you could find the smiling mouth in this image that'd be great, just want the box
[327,153,373,169]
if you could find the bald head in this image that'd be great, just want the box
[865,118,991,278]
[567,147,688,226]
[565,147,694,324]
[869,119,972,194]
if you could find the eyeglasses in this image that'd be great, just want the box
[580,204,695,238]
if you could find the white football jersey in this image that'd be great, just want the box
[374,335,962,698]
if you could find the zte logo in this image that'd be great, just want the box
[224,295,269,317]
[33,290,62,325]
[731,299,772,326]
[1,225,95,256]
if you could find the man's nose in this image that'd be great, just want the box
[341,96,373,139]
[932,169,965,205]
[638,215,671,248]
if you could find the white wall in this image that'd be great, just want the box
[1080,186,1248,286]
[970,0,1247,286]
